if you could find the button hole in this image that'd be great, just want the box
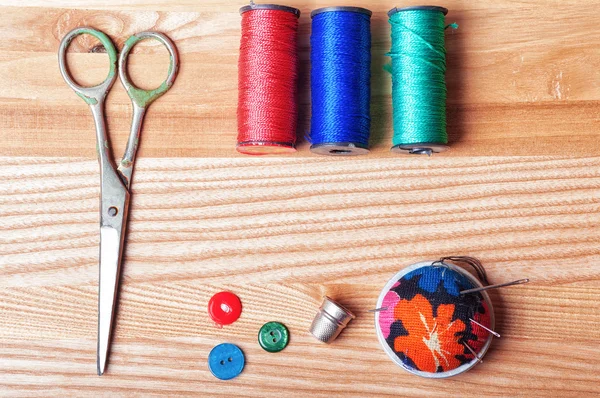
[220,360,225,365]
[220,303,232,313]
[269,331,274,336]
[228,357,232,362]
[273,338,277,342]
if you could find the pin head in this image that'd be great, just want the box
[375,261,494,378]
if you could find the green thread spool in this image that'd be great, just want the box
[387,6,452,155]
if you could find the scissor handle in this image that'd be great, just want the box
[118,32,179,109]
[58,27,118,105]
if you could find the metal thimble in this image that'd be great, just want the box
[309,296,355,343]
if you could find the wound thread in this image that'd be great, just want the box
[387,6,454,155]
[309,7,372,156]
[237,4,300,155]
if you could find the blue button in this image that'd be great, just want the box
[208,343,245,380]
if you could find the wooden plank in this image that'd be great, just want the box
[2,0,600,395]
[0,0,585,11]
[0,4,599,157]
[1,156,599,395]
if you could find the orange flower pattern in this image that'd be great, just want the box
[393,294,466,372]
[379,265,491,374]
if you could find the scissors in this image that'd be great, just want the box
[58,27,179,375]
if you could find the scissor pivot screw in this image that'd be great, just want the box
[108,207,118,217]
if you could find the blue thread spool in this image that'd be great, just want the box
[309,7,372,156]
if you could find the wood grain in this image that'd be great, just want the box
[1,156,599,396]
[1,2,600,157]
[1,0,600,396]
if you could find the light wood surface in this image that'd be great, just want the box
[1,1,600,157]
[2,156,600,396]
[1,0,600,396]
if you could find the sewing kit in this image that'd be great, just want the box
[373,257,528,377]
[376,258,495,377]
[57,1,531,383]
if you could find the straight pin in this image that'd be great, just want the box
[460,278,530,295]
[463,342,483,363]
[469,318,501,338]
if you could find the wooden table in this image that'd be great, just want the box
[1,0,599,396]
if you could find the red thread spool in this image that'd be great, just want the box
[237,4,300,155]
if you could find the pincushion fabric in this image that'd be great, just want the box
[378,265,491,374]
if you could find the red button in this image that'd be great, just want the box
[208,292,242,326]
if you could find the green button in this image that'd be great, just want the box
[258,322,289,353]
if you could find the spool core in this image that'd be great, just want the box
[387,5,448,17]
[240,3,300,17]
[310,143,370,156]
[237,141,297,155]
[311,6,372,18]
[390,142,449,155]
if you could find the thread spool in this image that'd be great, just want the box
[387,6,451,155]
[237,4,300,155]
[375,260,494,378]
[309,7,372,156]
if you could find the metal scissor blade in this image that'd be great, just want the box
[97,225,125,375]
